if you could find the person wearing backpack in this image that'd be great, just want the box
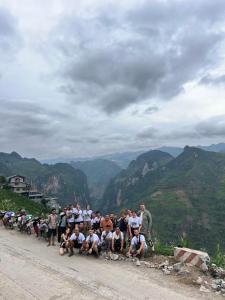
[127,229,147,258]
[112,227,125,253]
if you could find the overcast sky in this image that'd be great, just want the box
[1,0,225,160]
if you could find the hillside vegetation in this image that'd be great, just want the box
[103,147,225,254]
[0,152,89,206]
[0,189,47,215]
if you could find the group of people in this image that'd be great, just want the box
[46,203,153,259]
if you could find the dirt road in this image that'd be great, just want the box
[0,227,219,300]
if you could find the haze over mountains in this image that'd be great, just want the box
[41,142,225,167]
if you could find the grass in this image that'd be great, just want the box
[0,189,48,216]
[211,244,225,268]
[154,240,174,256]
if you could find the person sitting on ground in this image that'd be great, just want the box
[68,227,86,256]
[47,208,58,247]
[101,228,113,253]
[127,229,147,259]
[100,214,113,233]
[82,229,101,257]
[128,210,141,239]
[59,227,70,256]
[112,227,125,253]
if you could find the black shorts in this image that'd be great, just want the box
[73,240,82,249]
[48,228,57,238]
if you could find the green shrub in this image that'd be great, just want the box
[211,244,225,268]
[154,240,174,256]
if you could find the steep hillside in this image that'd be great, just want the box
[0,189,47,215]
[103,147,225,254]
[0,152,89,206]
[103,150,173,210]
[71,159,122,200]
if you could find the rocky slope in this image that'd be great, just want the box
[103,147,225,254]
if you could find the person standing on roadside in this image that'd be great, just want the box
[128,211,141,238]
[58,210,67,243]
[47,208,58,246]
[139,203,152,245]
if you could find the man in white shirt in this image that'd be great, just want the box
[112,227,125,253]
[101,229,112,252]
[83,204,93,231]
[127,229,147,258]
[128,211,141,238]
[73,204,84,225]
[83,229,101,257]
[68,227,85,256]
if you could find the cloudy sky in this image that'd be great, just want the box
[1,0,225,160]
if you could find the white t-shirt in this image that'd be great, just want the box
[73,208,83,223]
[82,209,93,222]
[67,210,74,223]
[128,216,141,228]
[131,235,147,249]
[112,231,124,240]
[101,231,113,242]
[70,232,85,244]
[86,233,100,246]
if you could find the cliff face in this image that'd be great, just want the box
[102,147,225,254]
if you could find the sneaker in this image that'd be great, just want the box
[68,252,74,257]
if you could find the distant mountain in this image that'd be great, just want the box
[0,152,89,206]
[157,146,183,157]
[199,142,225,153]
[41,150,145,169]
[99,151,145,168]
[102,150,173,211]
[71,159,122,200]
[103,147,225,254]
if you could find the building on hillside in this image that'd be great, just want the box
[7,175,30,196]
[28,191,44,202]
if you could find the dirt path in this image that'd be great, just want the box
[0,227,220,300]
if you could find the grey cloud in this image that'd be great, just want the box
[48,0,225,114]
[200,74,225,86]
[144,106,159,114]
[136,127,158,140]
[132,106,159,116]
[66,137,100,144]
[0,99,60,139]
[0,8,22,61]
[195,116,225,137]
